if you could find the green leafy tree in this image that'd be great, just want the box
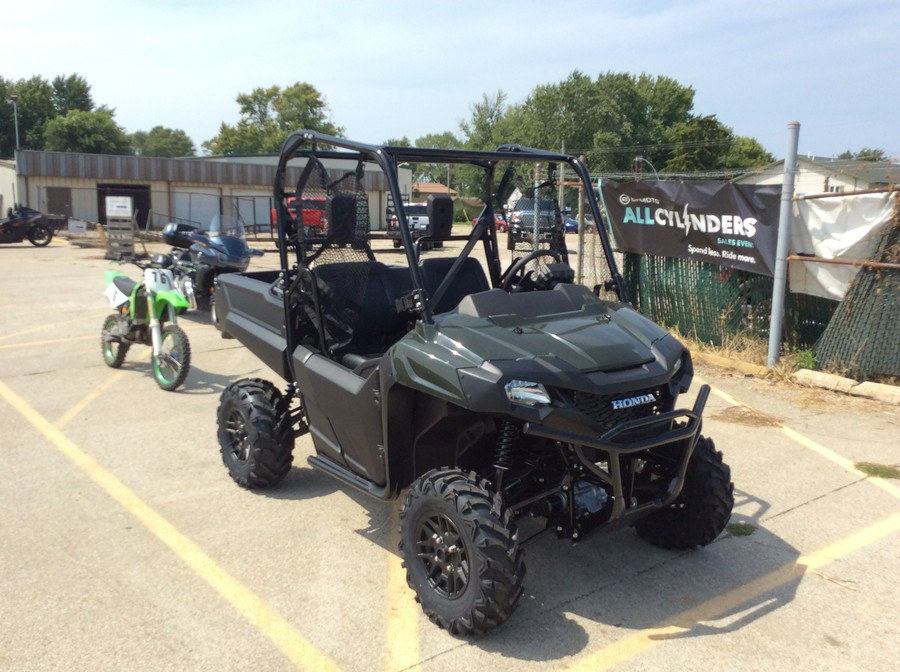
[0,78,18,156]
[837,147,886,161]
[721,136,774,170]
[411,131,461,182]
[50,74,93,116]
[495,72,697,173]
[460,90,512,150]
[455,72,775,181]
[382,136,411,147]
[457,91,526,196]
[4,75,55,151]
[130,126,196,157]
[662,115,733,173]
[202,82,343,155]
[1,73,124,156]
[43,109,131,154]
[587,72,696,171]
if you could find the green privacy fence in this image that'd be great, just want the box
[619,253,838,352]
[614,221,898,381]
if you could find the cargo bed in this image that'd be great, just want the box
[216,270,289,379]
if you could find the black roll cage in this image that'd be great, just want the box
[272,130,626,377]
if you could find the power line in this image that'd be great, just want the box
[563,138,739,156]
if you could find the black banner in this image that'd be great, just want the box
[599,180,782,276]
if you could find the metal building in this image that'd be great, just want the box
[0,150,410,232]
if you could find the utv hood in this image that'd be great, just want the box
[435,308,656,373]
[391,286,686,410]
[428,286,668,373]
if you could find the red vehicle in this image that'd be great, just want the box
[271,196,328,237]
[471,212,508,233]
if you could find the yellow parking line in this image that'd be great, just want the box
[563,511,900,671]
[0,379,342,672]
[699,376,900,500]
[384,526,421,670]
[0,334,95,350]
[549,376,900,669]
[0,316,93,342]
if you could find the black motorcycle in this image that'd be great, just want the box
[162,216,263,312]
[0,205,53,247]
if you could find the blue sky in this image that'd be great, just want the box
[5,0,898,160]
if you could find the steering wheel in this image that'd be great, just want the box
[500,249,563,292]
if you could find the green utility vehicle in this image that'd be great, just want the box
[213,131,734,635]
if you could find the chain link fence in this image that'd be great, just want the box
[577,195,898,381]
[812,210,899,380]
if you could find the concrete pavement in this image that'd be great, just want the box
[1,237,898,671]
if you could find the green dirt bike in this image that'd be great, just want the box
[101,254,192,391]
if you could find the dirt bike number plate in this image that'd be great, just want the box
[104,283,129,308]
[144,268,174,293]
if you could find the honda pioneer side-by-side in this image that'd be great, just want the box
[213,131,734,636]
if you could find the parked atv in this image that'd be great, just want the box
[213,131,734,636]
[0,205,53,246]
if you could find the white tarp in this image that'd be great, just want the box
[789,191,896,300]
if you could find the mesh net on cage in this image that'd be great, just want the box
[289,158,376,356]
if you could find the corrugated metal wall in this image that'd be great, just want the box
[15,150,390,191]
[13,150,394,230]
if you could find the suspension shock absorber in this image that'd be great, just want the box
[493,420,519,491]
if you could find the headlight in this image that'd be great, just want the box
[505,379,551,406]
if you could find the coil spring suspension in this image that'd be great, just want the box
[493,420,519,490]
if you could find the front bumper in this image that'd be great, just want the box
[523,384,709,526]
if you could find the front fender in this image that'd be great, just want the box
[152,290,190,318]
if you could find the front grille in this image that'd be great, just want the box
[570,387,663,432]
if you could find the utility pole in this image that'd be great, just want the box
[533,164,541,252]
[6,94,19,151]
[767,121,801,368]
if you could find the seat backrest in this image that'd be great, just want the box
[419,256,491,314]
[311,261,411,359]
[297,158,374,265]
[427,194,454,240]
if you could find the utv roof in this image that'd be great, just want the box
[278,130,590,170]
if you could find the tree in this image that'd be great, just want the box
[412,132,463,186]
[460,90,512,150]
[202,82,343,155]
[1,73,128,156]
[837,148,886,162]
[383,136,411,147]
[493,72,697,173]
[51,74,93,116]
[722,136,774,170]
[662,115,733,173]
[4,75,55,151]
[0,78,18,157]
[43,109,131,154]
[130,126,196,157]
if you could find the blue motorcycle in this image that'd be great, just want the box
[162,216,263,313]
